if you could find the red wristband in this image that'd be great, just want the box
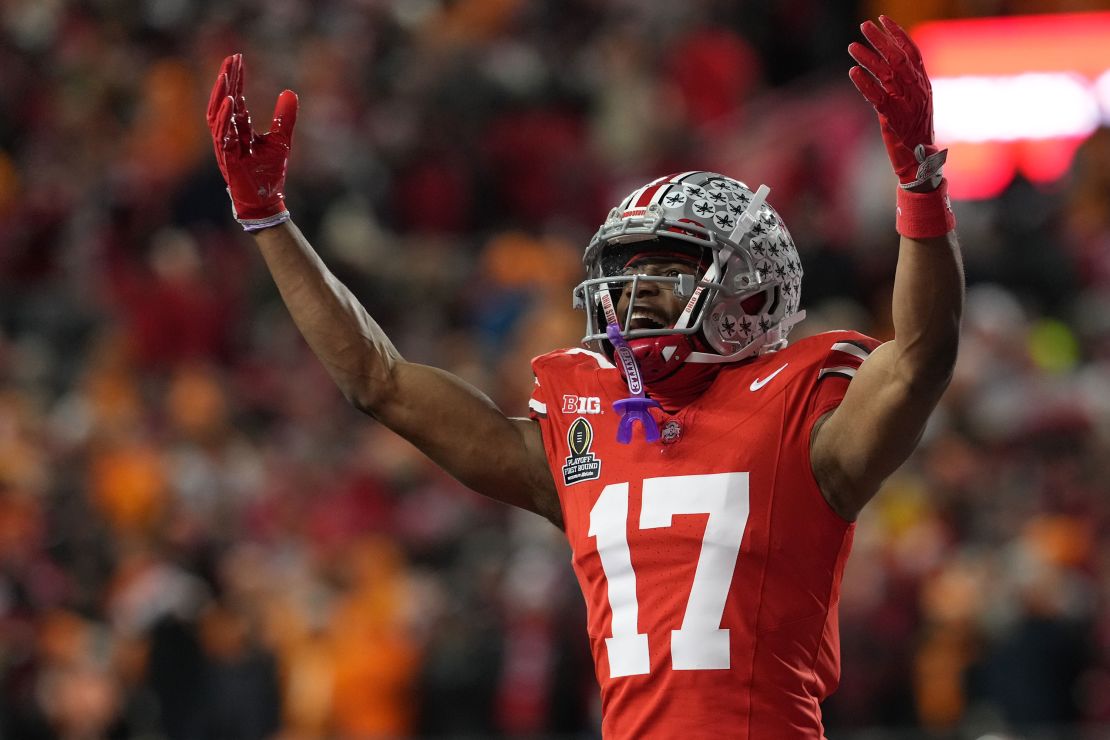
[895,178,956,239]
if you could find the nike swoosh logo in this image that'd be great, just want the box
[749,363,789,391]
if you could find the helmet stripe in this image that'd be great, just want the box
[624,184,651,209]
[649,184,677,207]
[631,174,673,208]
[630,172,706,208]
[676,170,709,183]
[634,183,666,208]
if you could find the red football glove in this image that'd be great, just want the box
[206,54,298,231]
[849,16,946,191]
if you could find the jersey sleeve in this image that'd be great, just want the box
[803,332,883,424]
[528,350,567,421]
[528,372,548,420]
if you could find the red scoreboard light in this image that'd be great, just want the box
[912,12,1110,199]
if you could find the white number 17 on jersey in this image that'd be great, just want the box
[588,472,750,677]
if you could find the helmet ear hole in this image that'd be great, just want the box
[740,291,767,315]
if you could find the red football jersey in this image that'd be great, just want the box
[528,330,881,739]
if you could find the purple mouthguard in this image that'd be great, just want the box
[606,323,661,444]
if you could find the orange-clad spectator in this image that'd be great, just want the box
[914,558,988,728]
[35,610,125,739]
[329,537,421,738]
[128,60,207,185]
[164,362,229,442]
[88,436,167,536]
[76,330,146,438]
[277,626,335,739]
[423,0,524,46]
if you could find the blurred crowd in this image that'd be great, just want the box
[2,0,1110,738]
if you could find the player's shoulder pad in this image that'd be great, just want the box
[778,330,883,380]
[530,347,616,377]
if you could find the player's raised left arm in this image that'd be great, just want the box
[811,16,964,520]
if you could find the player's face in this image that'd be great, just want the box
[615,259,699,331]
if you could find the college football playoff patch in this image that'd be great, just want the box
[562,417,602,486]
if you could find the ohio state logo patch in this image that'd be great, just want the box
[661,419,682,445]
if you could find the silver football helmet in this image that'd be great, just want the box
[573,171,805,372]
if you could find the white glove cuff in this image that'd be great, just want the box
[237,210,290,232]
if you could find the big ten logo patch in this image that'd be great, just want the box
[562,395,603,414]
[562,417,602,486]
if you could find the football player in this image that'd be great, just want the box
[206,16,962,738]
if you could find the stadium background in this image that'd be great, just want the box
[2,0,1109,737]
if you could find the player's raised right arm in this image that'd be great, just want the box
[251,224,560,523]
[207,55,559,524]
